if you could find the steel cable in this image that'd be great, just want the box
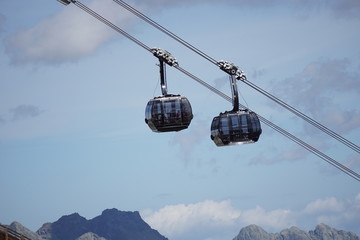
[71,1,359,182]
[75,1,152,52]
[176,66,360,182]
[111,0,359,155]
[242,79,360,153]
[112,0,219,65]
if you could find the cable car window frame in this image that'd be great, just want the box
[230,114,240,131]
[145,101,153,120]
[181,98,192,122]
[153,101,163,122]
[220,116,230,135]
[240,114,249,133]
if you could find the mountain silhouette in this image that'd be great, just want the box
[233,223,360,240]
[36,208,167,240]
[3,211,359,240]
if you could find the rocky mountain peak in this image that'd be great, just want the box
[49,213,89,240]
[309,223,359,240]
[101,208,121,216]
[279,226,310,240]
[233,224,359,240]
[99,208,141,222]
[233,224,275,240]
[35,208,167,240]
[9,221,43,240]
[90,208,166,240]
[75,232,107,240]
[36,223,51,240]
[5,213,359,240]
[56,213,87,225]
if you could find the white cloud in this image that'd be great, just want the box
[170,119,209,164]
[6,0,359,65]
[142,200,294,240]
[274,59,360,134]
[301,194,360,232]
[321,108,360,134]
[331,0,360,19]
[240,206,293,229]
[4,0,134,64]
[141,193,360,240]
[9,104,45,121]
[249,145,308,165]
[142,200,240,237]
[304,197,344,214]
[0,104,46,123]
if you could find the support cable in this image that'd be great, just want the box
[67,0,360,182]
[112,0,219,66]
[242,79,360,153]
[74,1,152,53]
[176,66,360,182]
[111,0,359,154]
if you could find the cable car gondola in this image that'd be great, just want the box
[211,62,262,146]
[145,49,193,132]
[145,94,193,132]
[211,109,261,146]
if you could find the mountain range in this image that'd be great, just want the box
[2,208,359,240]
[35,208,167,240]
[233,224,359,240]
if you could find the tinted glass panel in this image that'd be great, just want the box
[153,101,162,114]
[211,117,219,131]
[230,115,240,130]
[164,100,175,113]
[145,101,153,119]
[181,98,192,112]
[250,113,261,132]
[240,115,249,133]
[255,116,261,131]
[220,117,229,135]
[181,98,192,121]
[152,101,163,123]
[174,99,181,122]
[249,115,256,131]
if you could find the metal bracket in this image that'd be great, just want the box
[151,48,179,67]
[217,60,246,81]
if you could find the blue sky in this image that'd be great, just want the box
[0,0,359,239]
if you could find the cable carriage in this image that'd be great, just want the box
[57,0,360,181]
[211,62,262,146]
[211,109,261,146]
[145,94,192,132]
[145,49,193,132]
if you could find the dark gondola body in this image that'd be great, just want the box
[211,109,262,146]
[210,66,262,147]
[145,94,193,132]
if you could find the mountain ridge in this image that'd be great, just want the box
[233,223,360,240]
[3,209,359,240]
[35,208,168,240]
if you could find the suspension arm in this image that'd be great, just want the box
[151,48,178,67]
[217,60,246,81]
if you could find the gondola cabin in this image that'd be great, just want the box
[145,94,193,132]
[211,109,262,146]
